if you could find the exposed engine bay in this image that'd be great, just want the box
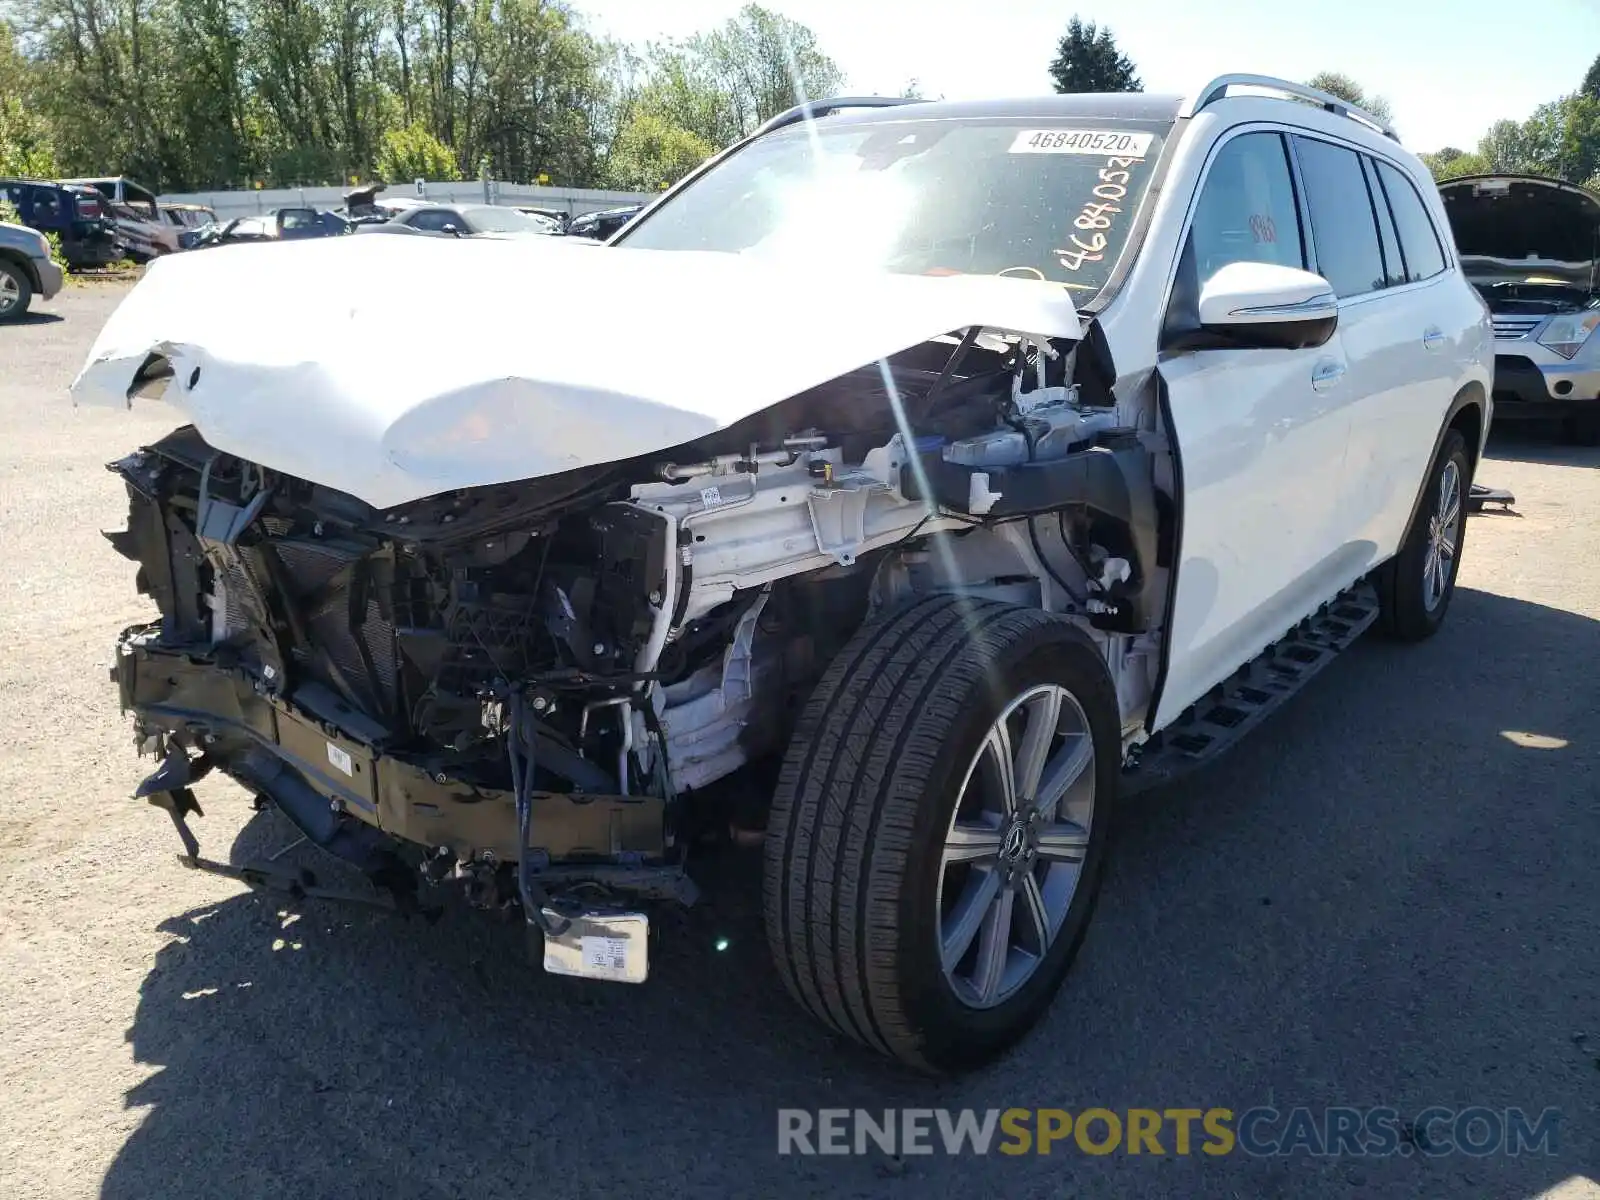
[107,326,1171,923]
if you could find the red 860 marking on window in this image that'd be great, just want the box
[1249,214,1277,244]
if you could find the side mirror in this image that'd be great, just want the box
[443,223,462,237]
[1192,261,1338,351]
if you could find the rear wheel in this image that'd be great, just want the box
[764,594,1121,1074]
[1376,428,1471,640]
[0,260,33,322]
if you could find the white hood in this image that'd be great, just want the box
[73,234,1080,509]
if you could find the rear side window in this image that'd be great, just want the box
[1187,131,1305,286]
[32,189,61,224]
[1293,137,1386,298]
[1375,161,1447,281]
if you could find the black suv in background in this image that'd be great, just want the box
[0,179,122,269]
[566,204,642,239]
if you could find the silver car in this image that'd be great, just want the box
[1441,173,1600,443]
[0,220,64,322]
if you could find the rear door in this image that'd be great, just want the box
[1290,136,1455,568]
[1154,128,1361,726]
[1338,155,1464,561]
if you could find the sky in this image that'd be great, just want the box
[580,0,1600,153]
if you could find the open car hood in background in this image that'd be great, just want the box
[1440,174,1600,290]
[71,235,1080,509]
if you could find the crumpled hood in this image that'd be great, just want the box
[73,234,1080,509]
[1440,174,1600,289]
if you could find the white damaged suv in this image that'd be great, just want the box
[78,75,1491,1073]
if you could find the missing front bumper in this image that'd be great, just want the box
[113,627,690,903]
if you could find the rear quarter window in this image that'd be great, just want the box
[1375,161,1447,282]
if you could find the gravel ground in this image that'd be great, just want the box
[1,283,1596,1200]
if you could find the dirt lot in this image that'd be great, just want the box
[1,284,1596,1200]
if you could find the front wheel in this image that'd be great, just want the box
[1376,427,1471,640]
[764,594,1121,1074]
[0,260,34,322]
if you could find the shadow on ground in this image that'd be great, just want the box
[102,585,1600,1200]
[1484,423,1600,469]
[9,309,65,325]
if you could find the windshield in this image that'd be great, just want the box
[467,206,555,234]
[619,117,1169,301]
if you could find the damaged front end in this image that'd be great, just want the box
[109,428,697,933]
[103,300,1167,983]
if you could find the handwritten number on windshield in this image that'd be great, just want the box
[1056,155,1139,273]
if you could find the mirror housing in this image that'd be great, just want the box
[443,223,462,237]
[1166,261,1339,352]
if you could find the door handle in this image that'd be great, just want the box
[1423,327,1446,350]
[1311,359,1346,391]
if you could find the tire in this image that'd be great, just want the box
[0,259,33,322]
[1376,427,1471,641]
[764,594,1121,1074]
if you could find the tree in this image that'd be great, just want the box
[376,120,460,181]
[0,96,57,178]
[1307,72,1393,126]
[635,5,844,151]
[1048,17,1140,94]
[1582,51,1600,100]
[0,26,58,178]
[1477,117,1531,174]
[1419,146,1489,181]
[1516,95,1600,184]
[604,110,712,190]
[2,0,848,190]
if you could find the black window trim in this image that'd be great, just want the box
[1358,151,1406,287]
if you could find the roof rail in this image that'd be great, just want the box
[752,96,920,139]
[1182,73,1399,143]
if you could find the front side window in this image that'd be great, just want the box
[1375,161,1447,282]
[619,117,1170,304]
[1293,137,1387,298]
[408,209,459,232]
[1187,131,1305,287]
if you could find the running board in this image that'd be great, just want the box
[1122,583,1380,795]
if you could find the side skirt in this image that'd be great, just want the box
[1121,582,1380,795]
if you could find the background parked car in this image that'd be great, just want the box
[0,218,64,320]
[1439,173,1600,442]
[513,206,568,233]
[160,203,217,250]
[358,203,561,239]
[565,204,641,240]
[64,176,176,261]
[0,179,122,269]
[190,208,351,250]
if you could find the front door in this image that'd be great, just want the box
[1154,128,1362,727]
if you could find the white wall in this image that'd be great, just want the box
[156,181,653,221]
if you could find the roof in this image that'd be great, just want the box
[815,93,1184,129]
